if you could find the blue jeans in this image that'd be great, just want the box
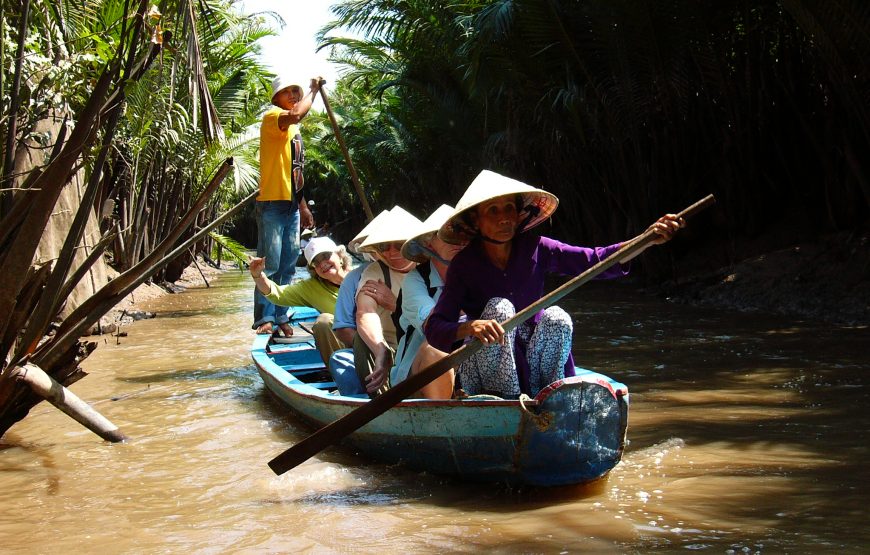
[253,200,299,329]
[328,348,367,397]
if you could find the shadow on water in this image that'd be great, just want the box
[154,306,250,318]
[117,365,260,385]
[0,433,62,495]
[560,282,870,548]
[285,475,611,509]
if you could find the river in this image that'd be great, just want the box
[1,271,867,553]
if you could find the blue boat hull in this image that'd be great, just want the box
[252,307,629,486]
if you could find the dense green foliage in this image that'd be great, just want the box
[0,0,273,275]
[298,0,869,275]
[0,0,276,436]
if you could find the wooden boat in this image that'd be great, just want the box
[252,306,630,486]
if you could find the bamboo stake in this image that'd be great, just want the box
[188,248,209,288]
[317,81,374,221]
[12,363,127,442]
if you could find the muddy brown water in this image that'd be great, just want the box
[1,271,867,553]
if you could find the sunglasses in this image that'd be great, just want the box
[374,241,404,254]
[311,252,333,267]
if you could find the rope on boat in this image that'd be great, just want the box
[518,393,551,430]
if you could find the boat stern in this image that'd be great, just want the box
[515,371,629,486]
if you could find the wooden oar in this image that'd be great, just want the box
[317,79,374,221]
[268,194,716,475]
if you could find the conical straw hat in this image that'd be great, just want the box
[438,170,559,244]
[348,209,391,253]
[358,206,423,253]
[400,205,456,263]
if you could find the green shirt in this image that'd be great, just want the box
[265,276,339,314]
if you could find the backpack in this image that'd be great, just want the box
[396,261,437,360]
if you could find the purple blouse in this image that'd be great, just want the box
[424,233,628,394]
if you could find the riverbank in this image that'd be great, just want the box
[88,255,234,336]
[656,228,869,326]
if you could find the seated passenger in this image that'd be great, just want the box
[425,170,684,399]
[249,236,352,364]
[327,209,394,396]
[391,205,466,399]
[354,207,422,397]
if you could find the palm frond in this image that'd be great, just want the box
[209,231,249,269]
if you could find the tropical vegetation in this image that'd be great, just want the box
[0,0,276,436]
[1,0,868,436]
[299,0,869,278]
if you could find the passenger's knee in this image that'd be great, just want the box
[482,297,515,320]
[313,313,332,331]
[414,341,445,368]
[328,348,365,397]
[542,306,572,330]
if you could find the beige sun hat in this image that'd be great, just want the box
[438,170,559,244]
[348,209,392,254]
[270,75,303,106]
[358,206,423,254]
[400,204,455,263]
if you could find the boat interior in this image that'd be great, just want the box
[267,321,340,393]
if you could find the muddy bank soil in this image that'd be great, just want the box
[658,229,869,326]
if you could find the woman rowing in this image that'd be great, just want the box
[424,170,684,399]
[250,236,352,364]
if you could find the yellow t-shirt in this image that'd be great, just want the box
[257,108,301,201]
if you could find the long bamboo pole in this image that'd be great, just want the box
[268,194,716,475]
[317,81,374,221]
[32,159,235,370]
[12,363,127,442]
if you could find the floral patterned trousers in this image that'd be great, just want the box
[458,297,573,398]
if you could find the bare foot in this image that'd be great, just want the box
[278,322,293,337]
[256,322,273,335]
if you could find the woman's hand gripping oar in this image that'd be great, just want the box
[267,194,716,476]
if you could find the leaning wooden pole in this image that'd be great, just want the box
[12,363,127,442]
[317,81,374,221]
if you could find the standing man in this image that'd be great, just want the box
[253,76,320,336]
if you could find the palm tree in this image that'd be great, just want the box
[309,0,869,273]
[0,0,276,438]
